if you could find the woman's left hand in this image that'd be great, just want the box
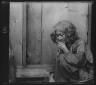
[58,42,69,53]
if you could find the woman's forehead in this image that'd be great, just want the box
[56,30,64,34]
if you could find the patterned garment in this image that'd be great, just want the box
[54,39,94,82]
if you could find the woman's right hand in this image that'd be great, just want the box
[58,42,69,53]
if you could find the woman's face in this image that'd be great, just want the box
[56,30,65,44]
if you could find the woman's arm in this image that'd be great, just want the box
[58,42,69,53]
[60,40,86,68]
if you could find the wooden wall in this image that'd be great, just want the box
[42,3,68,64]
[42,2,89,65]
[67,2,88,42]
[9,2,91,66]
[26,2,42,65]
[9,2,23,66]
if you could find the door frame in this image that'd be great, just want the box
[87,3,92,49]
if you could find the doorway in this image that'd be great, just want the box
[24,2,91,66]
[9,1,92,69]
[9,2,92,82]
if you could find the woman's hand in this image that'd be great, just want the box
[58,42,69,53]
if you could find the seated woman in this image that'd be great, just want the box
[50,20,94,83]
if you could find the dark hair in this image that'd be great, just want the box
[50,20,79,49]
[50,30,57,43]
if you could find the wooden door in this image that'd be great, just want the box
[10,2,23,66]
[26,2,42,65]
[10,2,91,67]
[42,3,68,64]
[42,2,89,65]
[26,2,90,65]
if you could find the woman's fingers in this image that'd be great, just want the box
[58,42,66,49]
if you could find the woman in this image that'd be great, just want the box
[50,20,94,83]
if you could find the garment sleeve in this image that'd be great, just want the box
[64,40,86,68]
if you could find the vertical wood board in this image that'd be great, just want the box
[9,2,23,66]
[26,3,42,65]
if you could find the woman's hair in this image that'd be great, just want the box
[50,20,79,49]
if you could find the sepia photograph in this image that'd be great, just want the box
[2,1,95,84]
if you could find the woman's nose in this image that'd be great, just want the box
[58,36,62,39]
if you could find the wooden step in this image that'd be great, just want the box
[16,65,51,77]
[16,65,51,82]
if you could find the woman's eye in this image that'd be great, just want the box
[60,34,63,36]
[57,35,59,37]
[57,34,61,36]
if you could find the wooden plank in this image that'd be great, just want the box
[16,67,50,78]
[26,2,41,65]
[27,65,52,69]
[10,2,23,66]
[68,2,88,42]
[16,77,49,82]
[22,2,27,67]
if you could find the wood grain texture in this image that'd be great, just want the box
[68,2,88,42]
[42,2,88,65]
[9,2,23,66]
[16,65,50,78]
[22,2,27,66]
[42,3,68,64]
[26,3,41,65]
